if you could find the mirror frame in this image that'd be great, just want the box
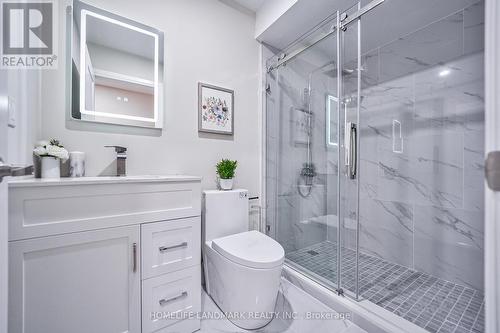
[67,0,164,129]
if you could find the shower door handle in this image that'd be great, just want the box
[486,151,500,191]
[345,122,357,179]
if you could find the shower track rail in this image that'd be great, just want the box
[266,0,384,73]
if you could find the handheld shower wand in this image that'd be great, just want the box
[298,86,316,198]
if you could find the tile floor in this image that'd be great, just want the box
[199,278,366,333]
[286,241,484,333]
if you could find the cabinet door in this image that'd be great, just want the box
[8,225,141,333]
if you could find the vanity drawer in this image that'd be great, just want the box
[142,266,201,333]
[141,217,201,279]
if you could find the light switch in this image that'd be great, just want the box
[7,96,15,128]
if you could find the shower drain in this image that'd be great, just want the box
[307,250,319,256]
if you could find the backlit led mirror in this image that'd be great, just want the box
[69,0,164,128]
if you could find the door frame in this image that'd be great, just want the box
[0,71,9,333]
[485,0,500,332]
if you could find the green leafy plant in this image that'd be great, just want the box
[216,159,238,179]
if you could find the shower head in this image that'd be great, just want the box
[343,95,365,107]
[320,68,356,78]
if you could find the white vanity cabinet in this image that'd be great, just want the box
[7,176,202,333]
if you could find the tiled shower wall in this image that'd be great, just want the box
[265,48,334,253]
[355,1,485,291]
[265,0,484,292]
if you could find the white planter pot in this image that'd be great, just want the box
[219,178,234,190]
[41,157,61,179]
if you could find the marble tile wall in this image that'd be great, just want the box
[356,1,485,291]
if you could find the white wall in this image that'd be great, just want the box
[255,0,297,38]
[41,0,261,196]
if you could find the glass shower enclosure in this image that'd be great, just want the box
[265,0,485,332]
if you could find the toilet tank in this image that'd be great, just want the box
[203,189,249,242]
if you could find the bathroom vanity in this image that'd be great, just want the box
[7,176,202,333]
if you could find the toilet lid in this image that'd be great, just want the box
[212,230,285,269]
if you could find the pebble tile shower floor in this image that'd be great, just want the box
[286,241,484,333]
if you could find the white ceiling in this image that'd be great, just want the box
[220,0,265,14]
[259,0,480,52]
[232,0,265,12]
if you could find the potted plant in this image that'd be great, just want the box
[216,159,237,190]
[33,139,69,179]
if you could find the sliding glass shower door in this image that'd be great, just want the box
[265,13,342,291]
[265,7,363,297]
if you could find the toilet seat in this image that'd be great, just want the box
[212,230,285,269]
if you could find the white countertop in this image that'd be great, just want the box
[8,175,203,187]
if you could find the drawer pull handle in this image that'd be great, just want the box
[159,242,188,252]
[132,243,137,273]
[159,291,188,306]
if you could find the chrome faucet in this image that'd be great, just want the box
[105,145,127,176]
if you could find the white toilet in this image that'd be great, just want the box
[202,189,285,330]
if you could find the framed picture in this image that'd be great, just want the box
[198,83,234,135]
